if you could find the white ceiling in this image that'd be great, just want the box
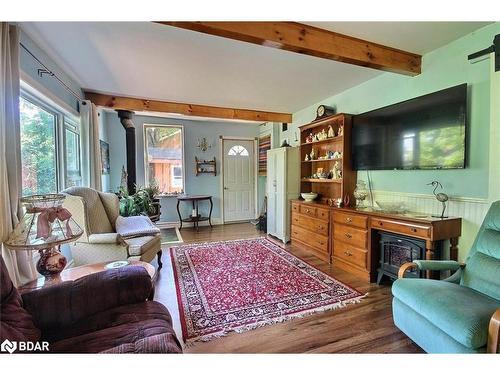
[21,22,491,114]
[305,22,491,55]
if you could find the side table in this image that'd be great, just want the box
[18,260,157,297]
[176,195,213,231]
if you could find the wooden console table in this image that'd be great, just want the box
[176,195,213,231]
[291,200,462,282]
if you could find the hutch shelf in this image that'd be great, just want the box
[299,113,356,203]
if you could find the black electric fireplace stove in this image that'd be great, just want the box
[376,231,442,284]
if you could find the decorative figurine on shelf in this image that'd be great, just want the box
[336,198,343,207]
[319,129,327,141]
[353,180,369,208]
[310,148,317,160]
[327,151,334,159]
[304,153,310,161]
[338,124,344,137]
[306,133,313,143]
[327,125,335,138]
[331,161,342,179]
[428,180,449,218]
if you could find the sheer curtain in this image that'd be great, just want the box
[80,100,102,191]
[0,23,37,286]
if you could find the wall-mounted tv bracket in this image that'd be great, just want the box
[468,34,500,72]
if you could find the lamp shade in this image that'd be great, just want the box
[4,194,83,277]
[5,194,83,251]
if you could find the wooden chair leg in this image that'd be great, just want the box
[157,250,163,269]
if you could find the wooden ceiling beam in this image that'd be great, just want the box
[84,91,292,123]
[157,22,421,76]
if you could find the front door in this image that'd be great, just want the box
[223,139,255,222]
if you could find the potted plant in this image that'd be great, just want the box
[117,182,162,222]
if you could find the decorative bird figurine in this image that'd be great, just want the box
[427,181,449,218]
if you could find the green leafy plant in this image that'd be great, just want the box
[117,181,161,218]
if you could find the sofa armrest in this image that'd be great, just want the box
[398,261,465,279]
[22,266,152,331]
[488,308,500,354]
[87,233,121,244]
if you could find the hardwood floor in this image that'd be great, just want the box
[153,222,422,353]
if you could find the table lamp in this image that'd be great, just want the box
[4,194,83,277]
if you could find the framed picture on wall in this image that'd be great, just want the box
[100,140,110,175]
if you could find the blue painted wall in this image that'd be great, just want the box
[287,23,500,199]
[19,30,82,114]
[104,112,260,222]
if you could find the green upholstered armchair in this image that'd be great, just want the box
[392,201,500,353]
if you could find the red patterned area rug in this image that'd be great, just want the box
[170,238,364,343]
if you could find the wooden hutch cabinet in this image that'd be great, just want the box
[291,113,357,263]
[290,113,462,282]
[299,114,356,203]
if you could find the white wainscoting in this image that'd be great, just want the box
[371,190,490,261]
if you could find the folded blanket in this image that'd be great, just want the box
[115,215,160,239]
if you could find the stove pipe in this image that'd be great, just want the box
[117,110,136,195]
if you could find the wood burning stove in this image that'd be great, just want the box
[376,232,441,284]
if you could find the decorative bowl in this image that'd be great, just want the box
[301,192,318,202]
[375,201,406,213]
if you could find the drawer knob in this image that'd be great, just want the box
[318,225,324,230]
[305,209,311,213]
[344,251,353,256]
[345,232,352,239]
[411,228,417,233]
[379,222,384,226]
[346,217,352,223]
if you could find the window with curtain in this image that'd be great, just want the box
[19,90,81,196]
[144,124,184,194]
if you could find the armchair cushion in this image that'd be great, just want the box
[63,187,113,234]
[462,231,500,301]
[393,278,500,349]
[22,266,152,332]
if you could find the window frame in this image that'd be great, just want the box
[19,88,81,195]
[143,124,185,195]
[63,117,82,188]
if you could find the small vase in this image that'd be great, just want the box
[36,247,67,277]
[354,180,369,208]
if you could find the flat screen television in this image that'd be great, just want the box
[351,84,467,170]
